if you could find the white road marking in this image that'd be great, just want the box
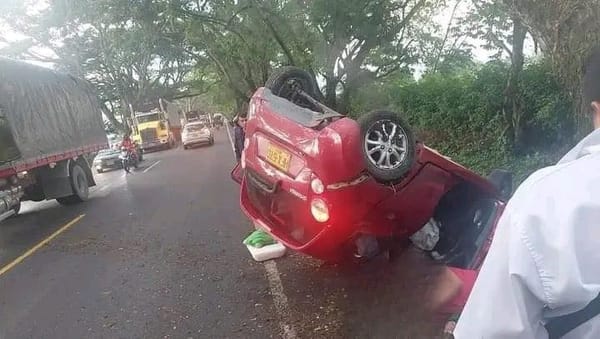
[263,260,298,339]
[143,160,161,173]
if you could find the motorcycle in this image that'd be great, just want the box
[119,147,139,173]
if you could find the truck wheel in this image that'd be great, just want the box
[358,110,416,184]
[57,164,89,205]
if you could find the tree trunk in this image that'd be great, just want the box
[324,75,338,109]
[503,14,527,154]
[100,102,126,133]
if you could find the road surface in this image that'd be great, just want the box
[0,131,445,339]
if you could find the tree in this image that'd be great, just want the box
[173,0,443,113]
[307,0,440,112]
[1,0,195,132]
[509,0,600,133]
[458,0,529,153]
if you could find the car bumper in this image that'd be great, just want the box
[183,136,212,146]
[95,159,122,170]
[239,169,361,262]
[142,139,169,150]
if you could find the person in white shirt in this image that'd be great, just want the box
[454,48,600,338]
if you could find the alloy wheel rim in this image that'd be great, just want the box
[364,119,408,170]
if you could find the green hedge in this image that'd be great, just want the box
[351,60,575,184]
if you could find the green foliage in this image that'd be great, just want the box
[351,58,575,183]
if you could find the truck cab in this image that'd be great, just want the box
[132,110,174,151]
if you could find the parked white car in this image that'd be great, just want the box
[182,122,214,149]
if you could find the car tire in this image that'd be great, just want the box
[57,163,90,205]
[96,168,103,174]
[183,145,188,150]
[265,66,324,109]
[358,110,416,184]
[487,169,513,201]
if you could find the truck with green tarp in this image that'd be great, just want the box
[0,58,107,220]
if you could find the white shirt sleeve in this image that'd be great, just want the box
[455,160,600,338]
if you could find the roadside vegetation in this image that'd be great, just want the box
[1,0,598,182]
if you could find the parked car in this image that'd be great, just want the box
[93,148,123,173]
[182,122,214,149]
[232,67,513,270]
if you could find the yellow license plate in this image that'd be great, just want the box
[266,144,292,172]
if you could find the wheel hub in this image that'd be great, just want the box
[364,120,408,170]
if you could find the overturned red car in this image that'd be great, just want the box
[232,67,512,272]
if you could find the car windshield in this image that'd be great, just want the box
[185,124,205,132]
[136,113,160,123]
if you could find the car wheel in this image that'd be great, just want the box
[358,110,416,184]
[265,66,323,109]
[57,164,89,205]
[183,145,188,150]
[487,169,513,201]
[96,168,103,174]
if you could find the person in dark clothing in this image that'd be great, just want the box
[233,115,247,162]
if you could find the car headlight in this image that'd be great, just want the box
[310,178,324,194]
[310,198,329,223]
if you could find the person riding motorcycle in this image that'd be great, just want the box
[121,133,136,153]
[120,133,138,173]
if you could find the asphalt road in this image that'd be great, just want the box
[0,130,445,339]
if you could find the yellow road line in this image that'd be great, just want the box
[0,214,85,277]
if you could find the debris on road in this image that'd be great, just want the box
[243,230,286,262]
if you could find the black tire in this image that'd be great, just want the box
[487,169,513,201]
[57,163,89,205]
[96,168,103,174]
[183,145,188,150]
[265,66,323,109]
[358,110,416,184]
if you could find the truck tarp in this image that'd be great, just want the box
[0,58,107,166]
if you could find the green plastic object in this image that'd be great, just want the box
[243,229,276,248]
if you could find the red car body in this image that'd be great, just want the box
[233,87,506,267]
